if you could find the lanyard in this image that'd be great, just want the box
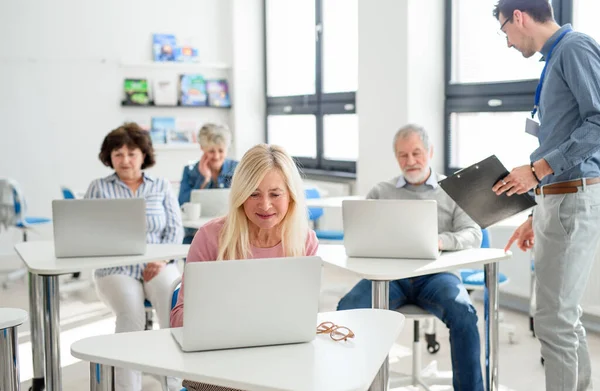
[531,28,572,118]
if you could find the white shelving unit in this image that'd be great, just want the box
[118,61,232,70]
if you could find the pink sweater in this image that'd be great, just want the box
[170,217,319,327]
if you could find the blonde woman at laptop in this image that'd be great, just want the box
[85,123,184,391]
[170,144,318,391]
[337,124,484,391]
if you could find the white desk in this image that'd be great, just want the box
[1,308,28,391]
[306,195,364,209]
[182,217,213,229]
[71,309,405,391]
[14,241,189,391]
[316,244,511,391]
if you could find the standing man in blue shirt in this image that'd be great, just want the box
[492,1,600,389]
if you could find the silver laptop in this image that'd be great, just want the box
[190,188,231,217]
[171,256,322,352]
[342,199,439,259]
[52,199,147,258]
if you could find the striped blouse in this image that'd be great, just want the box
[84,172,184,280]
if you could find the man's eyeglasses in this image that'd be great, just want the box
[498,15,513,38]
[317,321,355,342]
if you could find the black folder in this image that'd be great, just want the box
[438,155,536,228]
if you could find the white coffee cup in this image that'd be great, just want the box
[182,202,201,220]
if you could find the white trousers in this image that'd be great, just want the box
[95,264,180,391]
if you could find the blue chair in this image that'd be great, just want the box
[13,188,51,242]
[1,180,51,288]
[305,188,344,241]
[459,229,509,289]
[61,187,76,199]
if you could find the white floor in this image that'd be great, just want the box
[2,264,600,391]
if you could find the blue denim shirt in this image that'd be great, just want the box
[178,159,238,205]
[532,24,600,185]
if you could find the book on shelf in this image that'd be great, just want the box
[176,37,200,62]
[180,74,208,106]
[123,79,150,105]
[150,117,176,145]
[153,78,178,106]
[152,33,199,62]
[167,129,194,144]
[153,34,177,62]
[206,79,231,107]
[176,119,199,143]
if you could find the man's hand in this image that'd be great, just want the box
[143,261,166,282]
[492,165,538,196]
[504,217,534,252]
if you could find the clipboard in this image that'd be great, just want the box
[438,155,536,228]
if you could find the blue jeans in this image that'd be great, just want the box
[337,272,483,391]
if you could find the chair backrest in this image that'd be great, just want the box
[481,228,490,249]
[61,187,76,199]
[170,276,183,310]
[0,179,25,229]
[304,188,324,221]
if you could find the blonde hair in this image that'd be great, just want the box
[197,123,232,149]
[217,144,309,261]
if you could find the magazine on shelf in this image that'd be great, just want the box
[123,79,150,105]
[206,79,231,107]
[153,34,177,62]
[180,74,208,106]
[150,117,176,145]
[153,78,178,106]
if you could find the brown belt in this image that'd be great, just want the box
[534,177,600,195]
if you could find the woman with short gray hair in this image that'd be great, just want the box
[178,123,238,243]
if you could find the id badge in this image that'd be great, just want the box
[525,118,540,137]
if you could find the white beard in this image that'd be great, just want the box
[403,168,430,184]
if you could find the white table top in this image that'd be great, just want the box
[182,217,214,229]
[306,196,364,208]
[14,241,189,275]
[316,244,511,281]
[0,308,28,330]
[71,309,404,391]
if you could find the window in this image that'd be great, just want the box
[445,0,569,174]
[451,0,543,84]
[267,115,317,159]
[573,0,600,42]
[265,1,315,97]
[265,0,358,174]
[449,112,539,170]
[323,113,358,161]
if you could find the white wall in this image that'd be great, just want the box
[356,0,445,195]
[0,0,265,253]
[230,0,267,160]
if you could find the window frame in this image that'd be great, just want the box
[263,0,357,175]
[443,0,571,174]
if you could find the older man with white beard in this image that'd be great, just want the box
[337,124,484,391]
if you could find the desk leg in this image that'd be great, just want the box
[41,275,61,391]
[90,363,114,391]
[28,272,45,391]
[484,262,499,391]
[0,325,21,391]
[369,280,390,391]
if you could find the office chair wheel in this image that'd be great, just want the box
[425,334,440,354]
